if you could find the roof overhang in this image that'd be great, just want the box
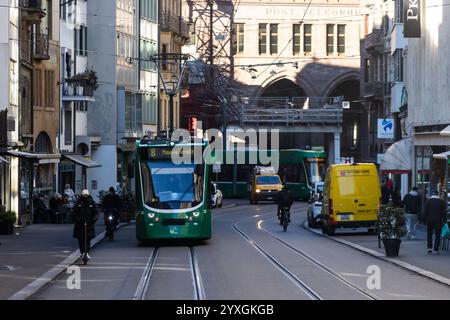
[63,154,101,168]
[7,150,61,161]
[440,125,450,137]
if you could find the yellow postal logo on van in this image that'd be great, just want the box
[338,169,370,176]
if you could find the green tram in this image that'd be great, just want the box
[135,139,212,241]
[214,149,327,201]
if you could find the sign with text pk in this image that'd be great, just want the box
[404,0,421,38]
[378,119,395,139]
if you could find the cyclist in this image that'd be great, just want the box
[276,184,294,223]
[102,187,122,230]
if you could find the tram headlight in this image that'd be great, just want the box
[193,211,200,217]
[147,213,155,219]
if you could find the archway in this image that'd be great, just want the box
[261,79,306,98]
[328,79,364,161]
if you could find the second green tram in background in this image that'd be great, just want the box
[214,149,326,201]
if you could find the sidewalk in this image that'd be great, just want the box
[307,224,450,285]
[0,217,113,299]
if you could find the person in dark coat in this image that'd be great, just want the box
[402,186,422,240]
[381,184,391,205]
[73,189,98,260]
[49,193,63,223]
[422,190,447,254]
[276,185,294,222]
[101,187,122,229]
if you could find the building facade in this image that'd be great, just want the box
[59,0,102,196]
[184,0,363,162]
[87,0,158,200]
[404,0,450,196]
[159,0,189,135]
[0,0,20,219]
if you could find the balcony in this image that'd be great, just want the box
[364,82,384,99]
[364,29,384,55]
[160,11,190,40]
[19,0,45,24]
[32,33,49,60]
[62,83,96,103]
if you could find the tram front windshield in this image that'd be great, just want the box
[142,161,204,210]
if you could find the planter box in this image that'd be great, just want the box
[0,221,13,235]
[83,85,94,97]
[382,238,401,257]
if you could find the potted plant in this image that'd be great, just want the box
[65,69,98,97]
[0,210,16,235]
[376,206,406,257]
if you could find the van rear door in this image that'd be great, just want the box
[333,168,379,222]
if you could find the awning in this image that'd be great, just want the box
[0,156,10,164]
[7,150,61,161]
[433,151,450,164]
[63,154,101,168]
[380,138,413,174]
[440,125,450,137]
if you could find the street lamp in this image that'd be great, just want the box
[166,74,178,137]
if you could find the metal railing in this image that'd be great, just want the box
[32,33,49,60]
[160,11,190,39]
[240,96,343,126]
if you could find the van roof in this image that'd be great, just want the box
[330,163,376,169]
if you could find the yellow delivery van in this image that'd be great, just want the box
[249,166,283,204]
[321,163,380,235]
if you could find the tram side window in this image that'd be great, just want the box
[140,162,154,205]
[237,164,254,183]
[279,164,306,183]
[217,164,233,182]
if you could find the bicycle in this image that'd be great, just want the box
[279,206,290,232]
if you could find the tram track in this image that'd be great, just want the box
[233,207,382,300]
[258,224,381,300]
[133,246,205,300]
[233,220,323,300]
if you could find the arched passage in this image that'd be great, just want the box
[262,79,306,98]
[328,79,365,161]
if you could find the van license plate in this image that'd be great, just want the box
[340,214,351,221]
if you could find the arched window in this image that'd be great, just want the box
[35,131,52,154]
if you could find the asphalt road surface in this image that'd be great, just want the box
[32,200,450,300]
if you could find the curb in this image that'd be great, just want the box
[303,222,450,287]
[8,222,132,300]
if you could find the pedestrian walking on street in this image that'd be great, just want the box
[402,186,422,240]
[422,190,447,254]
[73,189,99,262]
